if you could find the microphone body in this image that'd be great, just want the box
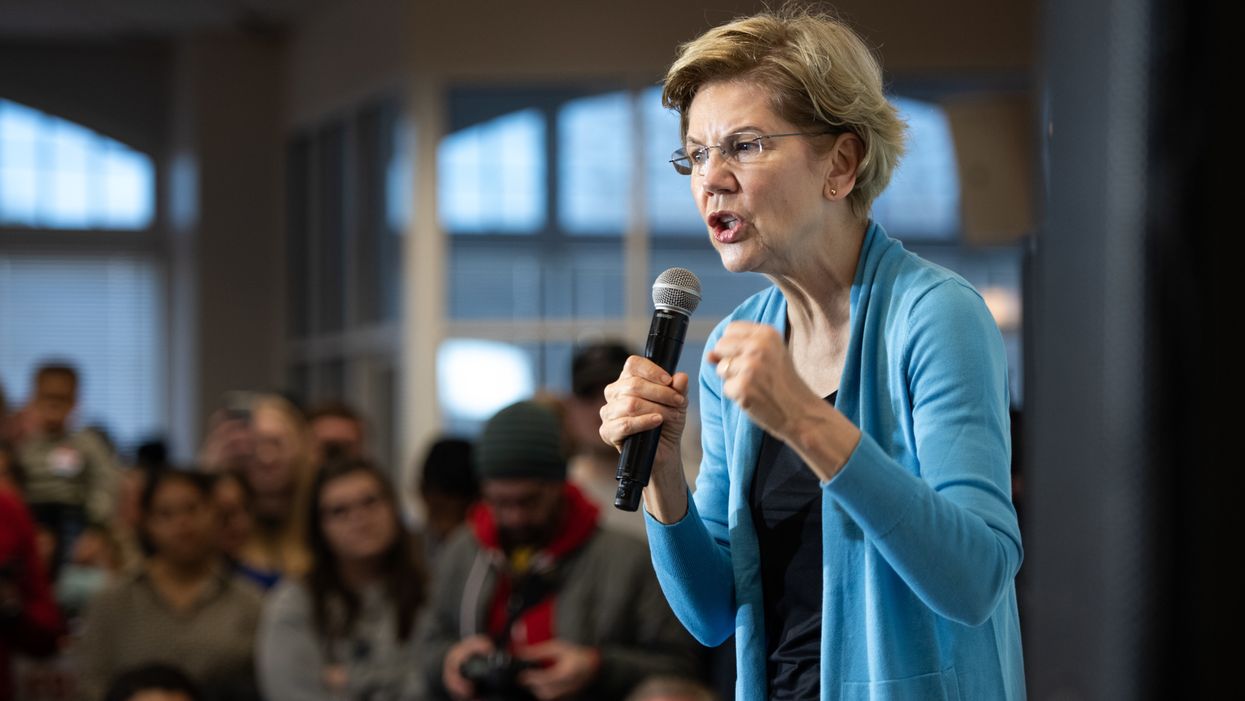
[614,267,700,512]
[614,309,689,511]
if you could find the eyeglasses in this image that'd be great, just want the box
[669,130,833,175]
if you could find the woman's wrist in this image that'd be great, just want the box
[786,397,861,483]
[642,458,688,524]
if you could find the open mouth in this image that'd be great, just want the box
[708,211,744,242]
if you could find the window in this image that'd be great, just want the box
[871,96,961,240]
[558,91,632,235]
[437,339,537,434]
[285,96,410,471]
[643,86,702,235]
[438,108,546,234]
[0,254,163,450]
[439,88,627,322]
[0,99,155,230]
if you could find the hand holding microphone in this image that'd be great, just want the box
[600,268,701,513]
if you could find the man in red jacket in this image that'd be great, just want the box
[0,489,63,701]
[423,400,696,701]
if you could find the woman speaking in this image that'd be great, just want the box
[600,8,1025,700]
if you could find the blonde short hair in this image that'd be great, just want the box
[662,6,906,220]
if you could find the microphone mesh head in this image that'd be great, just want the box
[652,267,701,315]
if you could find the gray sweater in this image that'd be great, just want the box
[258,579,425,701]
[19,428,119,525]
[79,567,262,701]
[421,526,698,701]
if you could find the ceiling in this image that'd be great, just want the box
[0,0,332,38]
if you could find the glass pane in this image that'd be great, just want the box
[438,109,546,234]
[436,340,599,436]
[43,120,94,229]
[315,123,348,334]
[386,114,414,232]
[356,103,391,325]
[448,246,544,320]
[558,91,632,235]
[449,241,624,320]
[0,99,154,230]
[381,112,410,321]
[871,96,961,241]
[99,144,154,229]
[286,136,311,337]
[642,86,703,235]
[438,339,537,432]
[0,100,41,227]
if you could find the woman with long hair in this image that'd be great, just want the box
[258,457,427,700]
[200,393,316,588]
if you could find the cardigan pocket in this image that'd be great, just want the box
[840,665,961,701]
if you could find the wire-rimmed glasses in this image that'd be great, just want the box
[669,130,833,175]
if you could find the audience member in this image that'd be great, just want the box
[258,457,426,700]
[564,342,645,541]
[0,489,63,701]
[200,393,314,588]
[423,400,696,701]
[307,401,367,464]
[0,443,23,495]
[417,438,478,565]
[53,523,122,621]
[111,467,148,571]
[208,471,264,587]
[15,363,120,574]
[196,401,255,478]
[103,664,202,701]
[77,469,261,700]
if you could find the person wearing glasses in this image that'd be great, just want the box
[258,457,427,700]
[599,7,1025,701]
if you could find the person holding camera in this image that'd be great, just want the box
[422,401,696,701]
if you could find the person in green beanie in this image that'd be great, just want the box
[422,400,698,701]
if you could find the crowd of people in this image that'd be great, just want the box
[0,344,717,701]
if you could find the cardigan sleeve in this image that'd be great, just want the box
[644,330,737,647]
[824,279,1022,626]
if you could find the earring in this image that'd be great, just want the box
[830,188,838,197]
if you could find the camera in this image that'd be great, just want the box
[459,651,538,700]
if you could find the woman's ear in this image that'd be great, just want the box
[825,132,863,201]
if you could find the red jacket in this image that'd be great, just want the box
[0,490,63,701]
[469,483,600,648]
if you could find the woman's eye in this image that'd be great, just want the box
[733,139,760,154]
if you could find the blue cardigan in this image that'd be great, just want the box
[645,221,1026,700]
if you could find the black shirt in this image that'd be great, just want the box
[749,391,837,701]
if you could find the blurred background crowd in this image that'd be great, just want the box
[1,346,725,700]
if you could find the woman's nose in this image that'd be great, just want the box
[699,150,738,193]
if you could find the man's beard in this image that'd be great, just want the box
[497,521,557,552]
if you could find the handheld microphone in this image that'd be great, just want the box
[614,268,701,512]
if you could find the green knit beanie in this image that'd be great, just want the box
[475,400,567,481]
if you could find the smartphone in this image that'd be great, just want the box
[221,391,256,423]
